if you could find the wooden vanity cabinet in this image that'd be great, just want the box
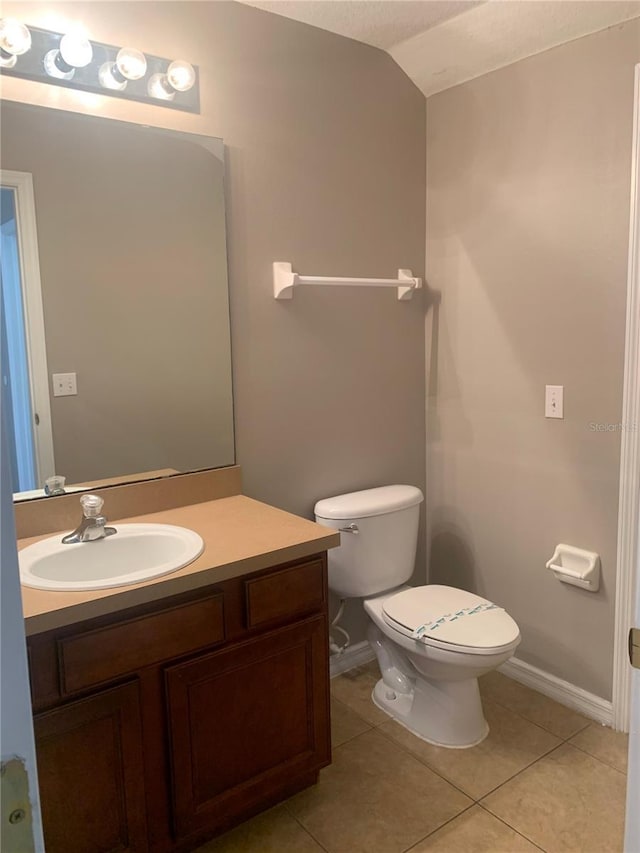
[27,553,331,853]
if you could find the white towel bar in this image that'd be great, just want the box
[273,262,422,301]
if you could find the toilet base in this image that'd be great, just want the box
[371,675,489,749]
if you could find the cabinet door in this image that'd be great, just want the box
[34,681,148,853]
[165,615,330,840]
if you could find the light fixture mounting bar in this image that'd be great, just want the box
[0,25,200,114]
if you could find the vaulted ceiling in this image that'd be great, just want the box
[239,0,640,96]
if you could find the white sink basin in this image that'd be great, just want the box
[19,523,204,591]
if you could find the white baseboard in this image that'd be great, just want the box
[499,656,614,727]
[330,640,375,678]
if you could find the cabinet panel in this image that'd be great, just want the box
[244,557,325,629]
[165,615,330,840]
[59,593,224,694]
[34,681,148,853]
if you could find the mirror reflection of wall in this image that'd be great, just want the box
[0,102,235,501]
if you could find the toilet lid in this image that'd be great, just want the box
[382,585,520,651]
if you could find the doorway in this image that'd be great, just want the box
[0,170,54,492]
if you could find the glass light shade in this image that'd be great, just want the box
[43,48,74,80]
[116,47,146,81]
[147,72,175,101]
[166,60,195,93]
[0,18,31,67]
[99,61,126,91]
[59,32,92,68]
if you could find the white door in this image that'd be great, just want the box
[627,600,640,848]
[0,405,44,850]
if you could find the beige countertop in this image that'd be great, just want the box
[19,495,340,636]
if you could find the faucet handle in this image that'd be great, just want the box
[80,494,104,518]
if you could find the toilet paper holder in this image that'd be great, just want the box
[545,544,600,592]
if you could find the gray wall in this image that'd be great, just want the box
[425,19,639,699]
[4,1,427,642]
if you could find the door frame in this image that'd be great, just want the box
[1,169,54,488]
[613,64,640,733]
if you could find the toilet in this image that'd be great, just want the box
[315,485,520,748]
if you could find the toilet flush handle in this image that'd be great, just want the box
[339,523,359,534]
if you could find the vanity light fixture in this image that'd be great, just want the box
[0,21,200,113]
[0,18,32,68]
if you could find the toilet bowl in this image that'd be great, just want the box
[315,485,521,748]
[364,585,520,746]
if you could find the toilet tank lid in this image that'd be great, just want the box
[314,485,424,520]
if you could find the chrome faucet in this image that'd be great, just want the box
[62,494,117,544]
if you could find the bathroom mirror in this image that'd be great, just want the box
[1,102,234,500]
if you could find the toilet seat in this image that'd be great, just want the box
[382,585,520,655]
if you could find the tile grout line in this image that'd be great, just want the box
[294,724,480,853]
[281,796,332,852]
[479,692,592,742]
[329,697,388,730]
[479,741,571,813]
[461,684,627,777]
[372,720,478,803]
[477,741,580,804]
[372,706,568,806]
[399,802,478,852]
[471,739,567,802]
[330,695,375,747]
[554,739,628,777]
[475,802,547,851]
[292,814,332,852]
[331,729,372,749]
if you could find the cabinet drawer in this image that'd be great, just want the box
[59,593,224,694]
[245,558,325,629]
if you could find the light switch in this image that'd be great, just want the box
[52,372,77,397]
[545,385,563,419]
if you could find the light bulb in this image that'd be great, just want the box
[99,61,126,91]
[99,48,146,92]
[166,60,196,93]
[44,31,93,80]
[59,32,92,68]
[116,47,146,81]
[147,72,175,101]
[0,18,31,68]
[148,60,196,102]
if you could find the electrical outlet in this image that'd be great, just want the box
[52,372,77,397]
[545,385,563,419]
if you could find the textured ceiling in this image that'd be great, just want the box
[238,0,640,96]
[391,0,640,96]
[240,0,483,49]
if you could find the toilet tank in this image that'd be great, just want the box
[314,485,423,599]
